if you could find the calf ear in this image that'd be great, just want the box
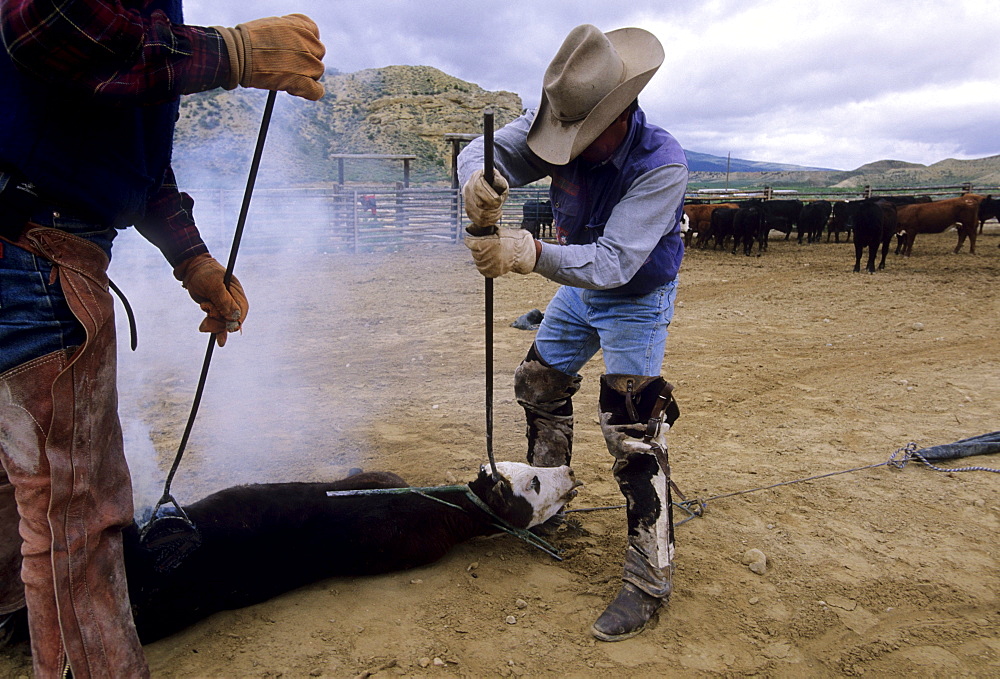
[487,475,514,509]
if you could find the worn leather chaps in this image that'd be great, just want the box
[513,343,582,468]
[0,227,148,678]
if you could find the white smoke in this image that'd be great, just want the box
[111,96,358,508]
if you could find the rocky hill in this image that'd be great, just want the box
[173,66,522,186]
[173,65,1000,191]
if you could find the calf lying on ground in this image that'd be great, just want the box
[123,462,580,643]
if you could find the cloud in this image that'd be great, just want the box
[183,0,1000,170]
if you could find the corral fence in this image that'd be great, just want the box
[184,182,1000,253]
[686,183,1000,204]
[186,185,552,253]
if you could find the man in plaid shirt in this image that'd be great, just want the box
[0,2,325,676]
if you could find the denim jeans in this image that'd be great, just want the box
[0,213,116,374]
[534,278,678,377]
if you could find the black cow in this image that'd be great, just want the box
[853,199,897,273]
[798,200,832,244]
[732,201,766,256]
[119,462,579,643]
[521,200,553,239]
[827,200,858,243]
[868,196,931,254]
[978,195,999,233]
[706,206,738,250]
[761,199,803,242]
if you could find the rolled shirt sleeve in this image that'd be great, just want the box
[533,163,688,290]
[134,166,208,268]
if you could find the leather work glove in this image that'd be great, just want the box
[173,253,249,348]
[214,14,326,101]
[465,228,537,278]
[462,169,509,229]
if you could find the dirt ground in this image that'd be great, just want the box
[2,224,999,678]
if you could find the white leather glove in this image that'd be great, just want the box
[465,228,537,278]
[462,169,509,229]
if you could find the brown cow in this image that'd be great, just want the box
[895,194,984,256]
[682,203,739,248]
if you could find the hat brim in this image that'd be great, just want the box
[527,27,664,165]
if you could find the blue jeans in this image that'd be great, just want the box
[534,278,678,377]
[0,214,116,374]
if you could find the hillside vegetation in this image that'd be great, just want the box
[173,65,1000,190]
[173,66,522,186]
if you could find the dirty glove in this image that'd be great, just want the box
[214,14,326,101]
[173,253,249,348]
[462,169,509,229]
[465,228,537,278]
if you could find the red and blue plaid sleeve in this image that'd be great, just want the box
[134,166,209,268]
[0,0,230,103]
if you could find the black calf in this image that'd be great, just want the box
[521,200,553,238]
[123,464,577,643]
[732,202,765,256]
[798,201,832,244]
[853,199,897,273]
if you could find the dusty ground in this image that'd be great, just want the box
[2,224,999,678]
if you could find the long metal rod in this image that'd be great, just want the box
[157,90,277,502]
[482,110,498,480]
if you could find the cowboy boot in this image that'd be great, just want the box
[514,343,582,467]
[0,227,148,678]
[592,374,680,642]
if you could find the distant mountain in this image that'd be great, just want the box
[683,150,834,173]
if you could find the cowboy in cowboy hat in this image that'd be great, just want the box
[458,24,689,642]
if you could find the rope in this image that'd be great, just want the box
[145,91,277,528]
[565,441,998,525]
[325,484,564,561]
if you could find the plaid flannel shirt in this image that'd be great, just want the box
[0,0,231,266]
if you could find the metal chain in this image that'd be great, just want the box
[889,441,1000,474]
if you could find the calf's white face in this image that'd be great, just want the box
[490,461,580,528]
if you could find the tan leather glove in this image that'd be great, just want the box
[173,253,249,348]
[214,14,325,101]
[465,228,537,278]
[462,169,509,229]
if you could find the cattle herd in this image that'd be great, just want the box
[675,193,999,272]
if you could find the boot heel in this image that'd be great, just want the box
[591,582,663,642]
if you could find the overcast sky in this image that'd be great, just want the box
[183,0,1000,171]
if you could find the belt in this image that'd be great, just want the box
[0,169,43,237]
[0,169,103,238]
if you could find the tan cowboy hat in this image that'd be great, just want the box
[527,24,664,165]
